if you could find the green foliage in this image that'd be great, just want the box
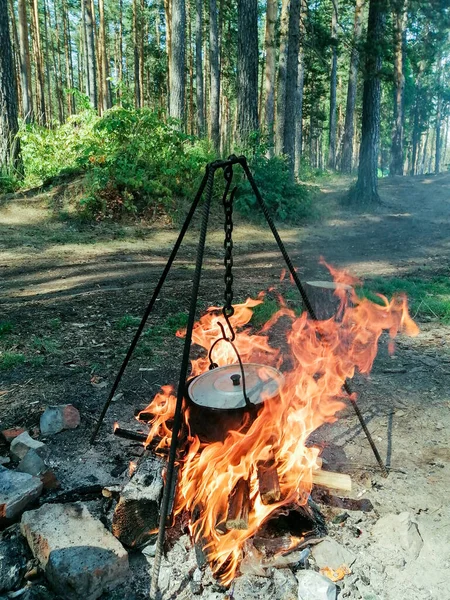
[235,150,314,222]
[0,352,26,370]
[30,336,61,354]
[116,315,142,329]
[357,276,450,323]
[251,299,280,329]
[0,321,14,337]
[0,173,20,193]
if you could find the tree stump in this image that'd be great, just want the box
[304,280,354,321]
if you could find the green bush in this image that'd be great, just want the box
[235,151,314,222]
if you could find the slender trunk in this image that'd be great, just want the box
[62,0,74,115]
[350,0,387,204]
[31,0,46,124]
[195,0,205,134]
[435,58,443,175]
[98,0,109,113]
[84,0,97,108]
[43,0,53,124]
[341,0,364,173]
[283,0,301,179]
[164,0,172,110]
[17,0,33,121]
[0,0,21,172]
[52,2,65,123]
[275,0,290,154]
[389,0,407,175]
[8,0,22,120]
[188,3,194,133]
[264,0,277,153]
[209,0,220,151]
[328,0,338,169]
[237,0,259,145]
[118,0,123,104]
[410,89,421,176]
[169,0,186,122]
[420,127,429,174]
[294,0,306,174]
[133,0,141,107]
[139,0,145,106]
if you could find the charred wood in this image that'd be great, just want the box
[226,477,250,530]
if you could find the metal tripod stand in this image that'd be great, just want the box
[89,155,387,599]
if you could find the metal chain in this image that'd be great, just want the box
[223,165,236,319]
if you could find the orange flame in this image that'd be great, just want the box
[139,266,419,584]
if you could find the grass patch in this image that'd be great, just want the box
[357,276,450,322]
[30,336,61,354]
[0,321,14,337]
[116,315,142,330]
[0,351,26,370]
[49,317,62,330]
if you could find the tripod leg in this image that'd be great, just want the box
[90,169,210,445]
[241,160,387,477]
[149,166,215,600]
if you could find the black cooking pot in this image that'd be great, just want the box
[185,363,284,443]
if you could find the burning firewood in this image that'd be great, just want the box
[226,477,250,530]
[257,459,281,504]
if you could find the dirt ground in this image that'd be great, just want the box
[1,172,450,599]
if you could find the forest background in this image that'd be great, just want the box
[1,0,450,221]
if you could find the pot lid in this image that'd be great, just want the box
[188,363,284,410]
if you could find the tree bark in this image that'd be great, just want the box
[209,0,220,152]
[169,0,186,122]
[275,0,290,154]
[62,0,75,115]
[435,57,443,175]
[294,0,306,174]
[389,0,407,176]
[164,0,172,111]
[30,0,46,124]
[341,0,364,173]
[0,0,21,172]
[328,0,338,169]
[98,0,110,113]
[237,0,259,144]
[42,0,53,124]
[283,0,301,179]
[195,0,205,135]
[133,0,141,108]
[83,0,97,109]
[17,0,33,122]
[264,0,277,153]
[349,0,387,205]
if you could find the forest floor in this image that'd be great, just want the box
[1,172,450,599]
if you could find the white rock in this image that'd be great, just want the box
[297,570,337,600]
[21,502,129,600]
[0,466,43,524]
[372,512,423,560]
[10,432,45,461]
[312,538,356,570]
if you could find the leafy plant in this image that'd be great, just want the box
[0,352,26,370]
[0,321,14,337]
[116,315,142,329]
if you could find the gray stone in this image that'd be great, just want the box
[0,457,10,466]
[311,538,356,570]
[232,574,274,598]
[20,585,57,600]
[21,503,130,600]
[273,568,299,600]
[40,405,80,436]
[0,526,29,592]
[17,450,47,477]
[0,467,43,524]
[10,433,45,461]
[297,570,337,600]
[372,512,423,560]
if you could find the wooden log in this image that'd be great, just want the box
[312,469,352,492]
[112,454,165,547]
[257,459,281,504]
[113,426,148,442]
[304,280,353,321]
[226,478,250,530]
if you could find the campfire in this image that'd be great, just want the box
[123,263,419,585]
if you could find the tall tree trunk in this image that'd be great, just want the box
[209,0,220,152]
[139,0,145,106]
[349,0,387,205]
[237,0,259,144]
[389,0,407,175]
[164,0,172,110]
[83,0,97,108]
[118,0,123,105]
[341,0,364,173]
[169,0,186,122]
[328,0,338,169]
[350,0,387,204]
[43,0,53,124]
[294,0,306,174]
[17,0,33,122]
[62,0,74,114]
[283,0,301,179]
[52,2,65,123]
[98,0,109,113]
[435,57,443,175]
[8,0,22,119]
[264,0,277,154]
[275,0,290,154]
[30,0,46,124]
[133,0,141,107]
[195,0,205,134]
[0,0,21,172]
